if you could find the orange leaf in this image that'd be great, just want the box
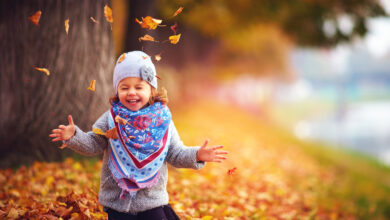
[169,33,181,44]
[118,53,126,63]
[29,10,41,26]
[227,167,237,175]
[105,127,118,139]
[34,67,50,76]
[173,7,184,17]
[87,80,96,92]
[135,16,162,30]
[104,5,113,23]
[64,19,69,35]
[90,16,99,24]
[139,34,157,42]
[115,115,128,125]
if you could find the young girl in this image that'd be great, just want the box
[49,51,228,219]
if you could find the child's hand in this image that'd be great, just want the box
[49,115,75,142]
[196,139,228,163]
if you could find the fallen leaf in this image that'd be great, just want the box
[115,115,128,125]
[104,5,113,23]
[65,18,69,35]
[105,127,118,139]
[155,54,162,61]
[170,23,178,34]
[29,10,42,26]
[118,53,126,63]
[90,16,99,24]
[227,167,237,175]
[87,80,96,92]
[139,34,157,42]
[7,208,19,219]
[173,7,184,17]
[135,16,162,30]
[169,33,181,44]
[34,67,50,76]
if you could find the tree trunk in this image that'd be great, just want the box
[0,0,114,168]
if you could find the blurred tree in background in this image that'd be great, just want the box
[0,0,114,168]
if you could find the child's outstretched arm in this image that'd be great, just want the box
[49,113,109,156]
[196,139,228,163]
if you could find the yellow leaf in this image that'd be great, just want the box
[45,176,54,186]
[35,67,50,76]
[135,16,162,30]
[87,80,96,92]
[7,208,19,219]
[104,5,113,23]
[118,53,126,63]
[64,18,69,35]
[201,216,213,220]
[139,34,157,42]
[29,10,41,26]
[169,33,181,44]
[93,127,106,136]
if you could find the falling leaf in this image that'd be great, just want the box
[87,80,96,92]
[155,54,162,61]
[59,144,67,149]
[92,128,106,136]
[115,115,128,125]
[65,19,69,35]
[139,34,157,42]
[105,127,118,139]
[173,7,184,17]
[227,167,237,175]
[90,16,99,24]
[35,67,50,76]
[170,23,178,34]
[135,16,162,30]
[104,5,113,23]
[169,33,181,44]
[118,53,126,63]
[29,10,42,26]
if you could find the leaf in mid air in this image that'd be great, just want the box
[65,19,69,35]
[168,34,181,44]
[29,11,42,26]
[87,80,96,92]
[104,5,113,23]
[139,34,157,42]
[135,16,162,30]
[90,17,99,24]
[34,67,50,76]
[173,7,184,17]
[118,53,126,63]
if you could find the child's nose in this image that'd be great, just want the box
[127,88,136,95]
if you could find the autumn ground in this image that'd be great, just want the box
[1,101,390,219]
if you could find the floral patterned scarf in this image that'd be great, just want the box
[108,102,171,198]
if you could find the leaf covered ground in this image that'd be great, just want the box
[1,101,390,219]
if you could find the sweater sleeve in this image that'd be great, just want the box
[165,121,205,169]
[64,111,110,156]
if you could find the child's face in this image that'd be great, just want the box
[117,77,152,111]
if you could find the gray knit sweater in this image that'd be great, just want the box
[65,111,205,214]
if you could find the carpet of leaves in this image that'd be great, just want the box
[1,102,384,219]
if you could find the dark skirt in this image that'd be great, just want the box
[104,204,180,220]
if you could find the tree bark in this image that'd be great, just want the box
[0,0,114,168]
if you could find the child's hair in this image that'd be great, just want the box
[109,87,168,106]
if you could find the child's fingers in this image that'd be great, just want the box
[201,139,209,149]
[215,155,227,160]
[49,133,59,138]
[52,129,63,134]
[212,145,224,150]
[51,137,62,142]
[216,150,228,155]
[59,125,67,129]
[68,115,74,126]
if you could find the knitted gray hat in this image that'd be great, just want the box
[113,51,157,94]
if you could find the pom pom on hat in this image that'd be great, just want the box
[113,51,157,94]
